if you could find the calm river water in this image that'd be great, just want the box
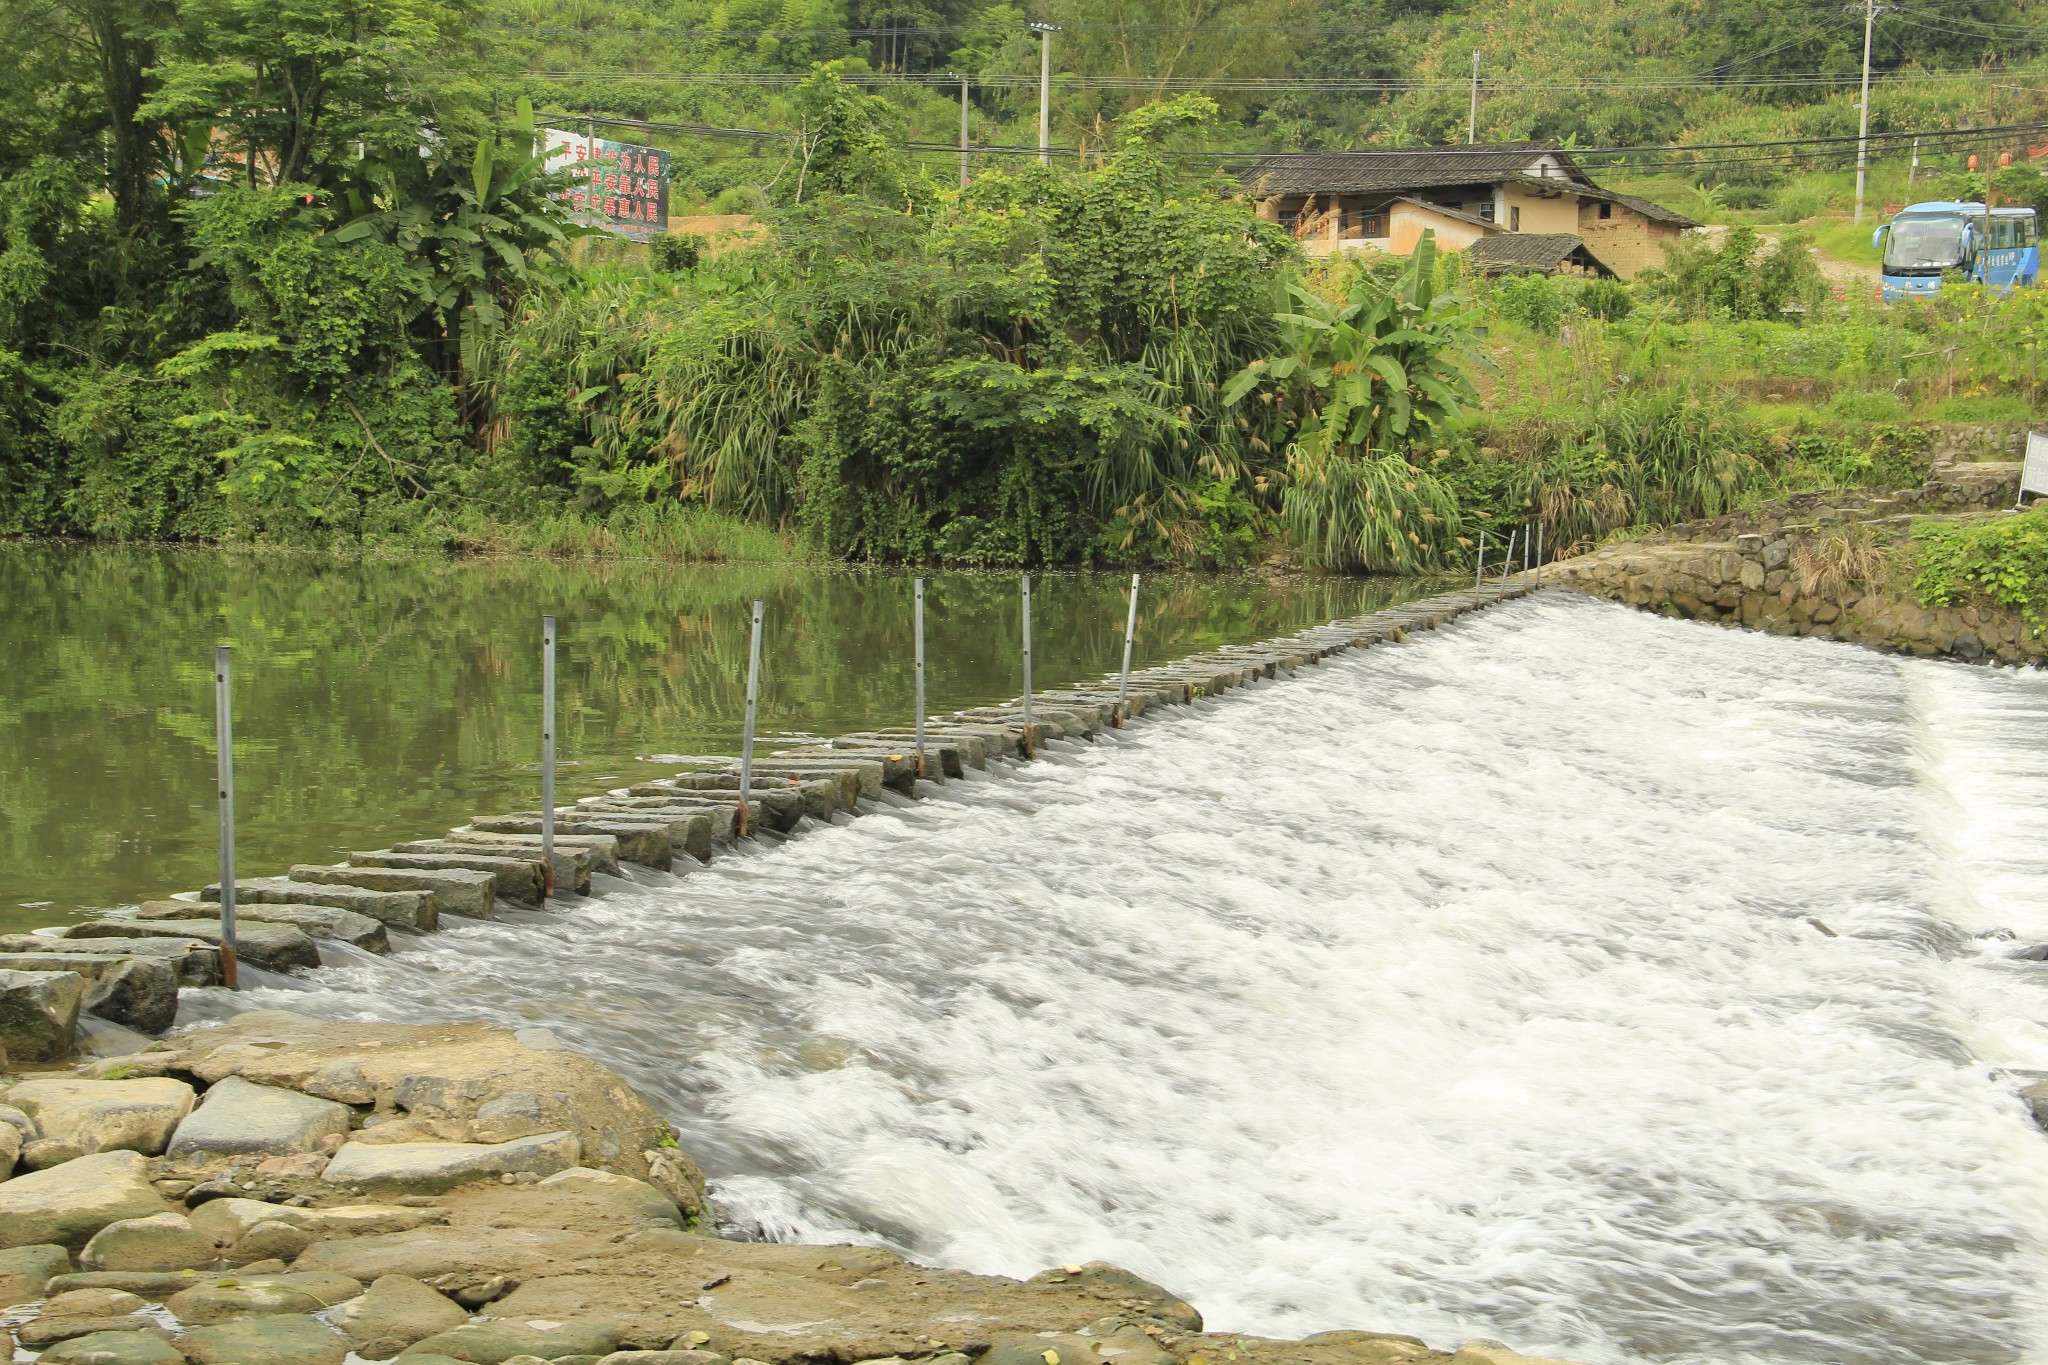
[0,544,1420,933]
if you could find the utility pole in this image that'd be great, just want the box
[1853,0,1876,223]
[960,75,970,188]
[1468,50,1481,143]
[1030,22,1060,166]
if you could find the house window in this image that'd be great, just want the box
[1359,211,1387,238]
[1510,206,1522,231]
[1598,202,1613,220]
[1478,201,1495,223]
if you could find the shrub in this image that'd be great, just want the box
[1825,389,1909,423]
[1913,505,2048,630]
[1576,277,1634,322]
[1493,272,1568,337]
[1790,522,1895,597]
[1772,181,1833,223]
[650,233,703,272]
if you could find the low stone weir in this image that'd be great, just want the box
[0,580,1531,1067]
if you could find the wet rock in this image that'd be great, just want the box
[44,1270,209,1296]
[16,1314,166,1349]
[1027,1262,1202,1332]
[0,955,181,1034]
[294,1227,590,1285]
[0,967,84,1062]
[160,1012,693,1207]
[207,877,437,931]
[400,1320,620,1362]
[37,1332,188,1365]
[167,1075,352,1159]
[290,863,496,919]
[166,1270,365,1323]
[0,1150,173,1251]
[179,1311,351,1364]
[535,1167,682,1225]
[323,1131,580,1193]
[0,1243,73,1305]
[605,1354,728,1365]
[332,1273,470,1359]
[134,900,389,953]
[4,1078,196,1156]
[0,937,221,989]
[80,1211,215,1272]
[1449,1344,1582,1365]
[43,1287,147,1316]
[65,920,321,974]
[0,1116,17,1178]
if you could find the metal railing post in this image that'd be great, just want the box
[212,647,239,990]
[1021,574,1034,758]
[913,578,927,779]
[1535,524,1545,585]
[1474,530,1487,598]
[1501,529,1517,587]
[541,616,556,899]
[1116,573,1140,724]
[738,600,763,836]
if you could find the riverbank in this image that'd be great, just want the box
[1547,455,2046,666]
[0,585,1577,1364]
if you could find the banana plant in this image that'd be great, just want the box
[329,103,584,393]
[1223,233,1487,572]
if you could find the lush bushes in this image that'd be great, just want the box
[1914,506,2048,630]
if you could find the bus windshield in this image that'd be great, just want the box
[1884,217,1967,272]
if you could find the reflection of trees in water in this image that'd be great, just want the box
[0,546,1423,925]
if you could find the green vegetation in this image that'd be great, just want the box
[1914,508,2048,630]
[0,0,2043,571]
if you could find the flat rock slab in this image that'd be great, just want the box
[66,919,319,973]
[0,936,219,988]
[331,1273,470,1357]
[168,1271,366,1323]
[133,900,388,953]
[168,1075,351,1159]
[536,1167,681,1225]
[466,819,671,871]
[291,865,495,919]
[349,852,545,907]
[293,1227,604,1283]
[323,1131,580,1193]
[399,1319,620,1362]
[0,1150,172,1252]
[0,967,84,1063]
[0,955,181,1033]
[206,878,436,931]
[35,1330,188,1365]
[445,832,622,877]
[179,1311,351,1365]
[4,1077,195,1156]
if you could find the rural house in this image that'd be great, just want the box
[1238,143,1698,280]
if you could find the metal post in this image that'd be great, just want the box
[213,647,239,990]
[959,78,970,189]
[1021,574,1034,757]
[541,616,556,899]
[1907,135,1919,188]
[1535,524,1545,585]
[1853,0,1876,224]
[1468,50,1481,143]
[1116,574,1140,723]
[1474,530,1487,596]
[738,601,763,836]
[913,578,927,778]
[1522,525,1533,580]
[1501,529,1517,587]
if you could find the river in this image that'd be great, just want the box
[196,590,2048,1365]
[0,544,1413,933]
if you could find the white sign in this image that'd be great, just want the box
[2024,432,2048,505]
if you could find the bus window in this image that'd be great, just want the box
[1991,217,2021,249]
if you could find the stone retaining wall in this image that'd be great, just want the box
[1551,518,2043,666]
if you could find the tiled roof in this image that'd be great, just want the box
[1390,198,1501,233]
[1466,233,1596,274]
[1575,184,1701,228]
[1239,142,1591,197]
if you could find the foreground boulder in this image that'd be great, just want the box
[331,1273,469,1358]
[38,1332,187,1365]
[0,1244,73,1305]
[159,1010,703,1211]
[79,1212,215,1273]
[0,1151,173,1251]
[179,1312,351,1364]
[323,1130,580,1193]
[166,1075,351,1159]
[4,1077,196,1155]
[0,968,84,1062]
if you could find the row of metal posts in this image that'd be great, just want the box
[214,547,1570,988]
[207,575,1148,984]
[1474,524,1546,600]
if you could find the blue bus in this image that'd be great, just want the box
[1874,201,2040,300]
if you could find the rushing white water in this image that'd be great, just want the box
[228,592,2048,1365]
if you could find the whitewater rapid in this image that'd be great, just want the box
[236,592,2048,1365]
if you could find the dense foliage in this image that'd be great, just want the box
[1914,507,2048,631]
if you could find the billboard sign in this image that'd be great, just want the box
[543,128,670,240]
